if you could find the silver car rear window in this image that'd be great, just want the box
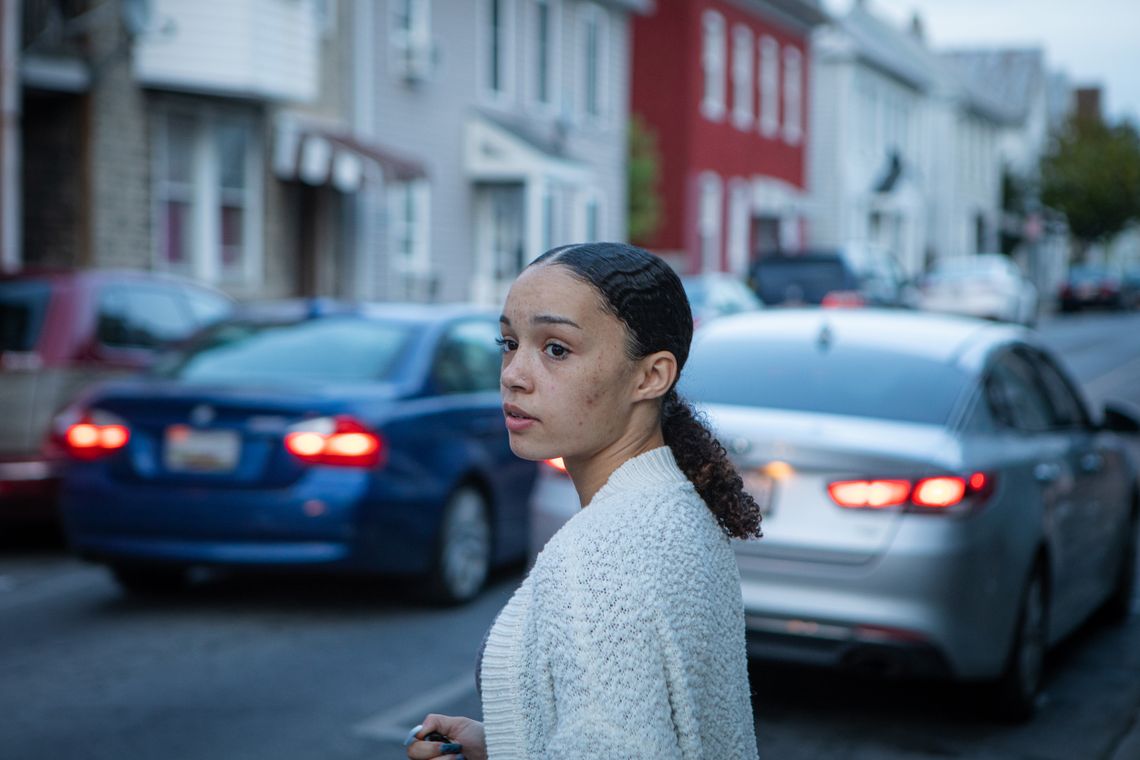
[681,338,969,426]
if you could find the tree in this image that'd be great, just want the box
[627,115,663,245]
[1040,117,1140,260]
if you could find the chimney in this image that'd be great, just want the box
[1075,86,1103,123]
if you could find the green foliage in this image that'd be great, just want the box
[627,115,662,245]
[1040,117,1140,249]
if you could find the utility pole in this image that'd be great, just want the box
[0,0,21,271]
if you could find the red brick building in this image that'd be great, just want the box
[632,0,827,273]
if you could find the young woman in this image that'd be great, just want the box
[406,242,762,760]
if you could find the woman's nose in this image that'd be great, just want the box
[500,353,532,392]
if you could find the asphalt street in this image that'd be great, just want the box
[1,309,1139,760]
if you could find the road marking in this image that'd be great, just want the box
[352,673,476,742]
[1086,353,1140,394]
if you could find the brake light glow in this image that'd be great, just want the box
[827,479,911,508]
[543,457,568,474]
[821,291,866,308]
[284,416,384,468]
[828,472,994,511]
[62,412,131,460]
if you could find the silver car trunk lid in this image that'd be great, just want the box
[702,404,960,565]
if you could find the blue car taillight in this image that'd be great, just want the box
[284,415,385,469]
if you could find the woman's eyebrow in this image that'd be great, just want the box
[533,314,582,329]
[498,314,582,329]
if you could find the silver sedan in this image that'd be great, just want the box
[528,309,1139,721]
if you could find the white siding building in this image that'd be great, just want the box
[362,0,649,305]
[808,4,1007,277]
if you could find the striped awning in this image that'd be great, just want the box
[274,116,427,192]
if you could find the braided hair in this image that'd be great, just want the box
[528,243,762,540]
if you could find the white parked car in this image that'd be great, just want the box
[918,254,1038,325]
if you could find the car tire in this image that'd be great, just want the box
[425,485,492,605]
[988,564,1048,722]
[1102,512,1137,625]
[109,563,189,596]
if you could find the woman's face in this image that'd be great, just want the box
[498,264,641,463]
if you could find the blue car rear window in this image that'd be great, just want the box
[680,337,969,426]
[161,318,414,384]
[0,279,52,353]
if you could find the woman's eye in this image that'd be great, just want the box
[495,337,517,353]
[544,342,570,359]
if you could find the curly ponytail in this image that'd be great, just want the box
[530,242,763,541]
[663,390,762,540]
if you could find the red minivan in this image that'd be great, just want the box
[0,269,233,525]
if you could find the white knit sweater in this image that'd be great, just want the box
[480,446,759,759]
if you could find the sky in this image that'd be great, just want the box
[821,0,1140,124]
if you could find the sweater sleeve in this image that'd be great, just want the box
[533,535,685,759]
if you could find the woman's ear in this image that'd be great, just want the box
[633,351,678,402]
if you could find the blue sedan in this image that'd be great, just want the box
[56,302,534,603]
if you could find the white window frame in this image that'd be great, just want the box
[700,11,726,122]
[731,25,753,130]
[575,187,604,242]
[389,0,433,83]
[577,3,609,124]
[530,0,560,111]
[782,45,803,144]
[698,172,723,272]
[727,178,751,275]
[151,104,263,288]
[479,0,516,103]
[759,35,779,138]
[388,179,432,285]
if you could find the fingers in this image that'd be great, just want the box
[404,715,464,760]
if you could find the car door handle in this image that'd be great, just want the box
[1079,452,1104,473]
[1034,463,1062,483]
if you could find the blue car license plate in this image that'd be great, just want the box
[164,425,240,473]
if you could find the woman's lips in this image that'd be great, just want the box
[503,404,538,433]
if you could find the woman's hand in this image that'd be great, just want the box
[404,714,487,760]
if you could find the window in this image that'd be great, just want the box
[485,0,512,97]
[782,45,802,144]
[1027,350,1090,430]
[541,185,555,251]
[216,119,248,280]
[681,337,970,426]
[701,11,725,121]
[97,286,196,350]
[0,278,52,352]
[433,320,502,394]
[388,180,432,290]
[163,319,413,385]
[533,0,555,106]
[759,35,779,137]
[579,4,607,120]
[985,352,1053,432]
[156,113,196,275]
[731,25,753,129]
[698,172,723,272]
[153,108,260,286]
[577,190,602,242]
[727,179,751,275]
[391,0,433,81]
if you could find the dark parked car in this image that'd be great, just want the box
[1058,265,1124,312]
[748,245,912,308]
[0,269,233,525]
[58,302,535,604]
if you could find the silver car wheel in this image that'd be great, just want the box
[436,486,492,603]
